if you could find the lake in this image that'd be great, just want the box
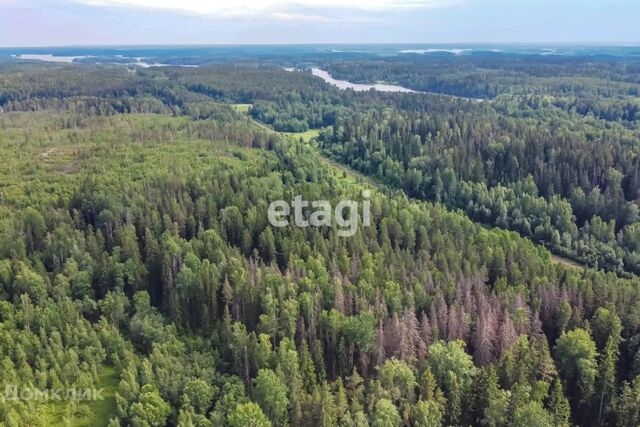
[15,54,88,63]
[14,54,199,68]
[311,68,418,93]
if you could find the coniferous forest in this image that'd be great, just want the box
[1,48,640,426]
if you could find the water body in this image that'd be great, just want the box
[311,68,418,93]
[15,54,89,63]
[399,48,468,55]
[132,59,199,68]
[309,68,490,102]
[15,54,198,68]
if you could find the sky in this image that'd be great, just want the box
[0,0,638,46]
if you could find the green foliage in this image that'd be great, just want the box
[411,400,442,427]
[427,341,476,425]
[227,402,271,427]
[129,384,172,427]
[512,401,554,427]
[372,399,401,427]
[254,369,288,425]
[614,375,640,426]
[555,328,598,418]
[2,60,640,427]
[548,379,571,427]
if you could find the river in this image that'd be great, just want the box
[309,68,489,102]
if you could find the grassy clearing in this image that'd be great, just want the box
[44,366,119,427]
[312,147,379,188]
[551,254,586,271]
[282,128,323,142]
[245,115,372,186]
[245,114,323,142]
[231,103,252,113]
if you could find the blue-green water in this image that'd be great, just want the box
[2,44,640,67]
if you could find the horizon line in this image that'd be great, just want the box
[2,41,640,49]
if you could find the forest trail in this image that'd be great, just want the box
[310,148,380,188]
[246,110,592,272]
[246,111,379,187]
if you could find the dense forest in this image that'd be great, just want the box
[0,52,640,426]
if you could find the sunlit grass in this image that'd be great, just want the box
[231,103,252,113]
[282,128,323,142]
[43,367,119,427]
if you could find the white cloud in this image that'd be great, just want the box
[73,0,460,17]
[272,12,331,22]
